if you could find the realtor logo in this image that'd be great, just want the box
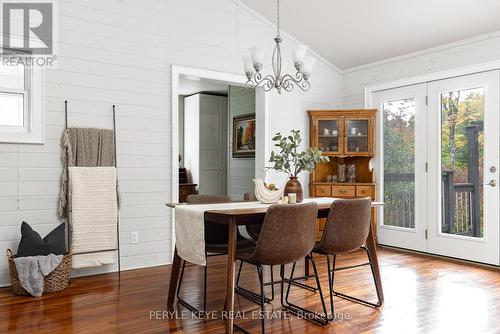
[2,2,53,54]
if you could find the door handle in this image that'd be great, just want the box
[486,180,496,187]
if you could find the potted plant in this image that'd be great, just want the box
[268,129,329,202]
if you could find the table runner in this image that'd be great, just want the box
[174,197,336,266]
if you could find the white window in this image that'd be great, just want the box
[0,55,43,143]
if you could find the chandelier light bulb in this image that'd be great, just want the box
[243,56,254,75]
[292,44,308,66]
[250,47,265,68]
[303,56,317,75]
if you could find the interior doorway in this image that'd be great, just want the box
[171,65,268,257]
[179,78,230,198]
[177,76,258,200]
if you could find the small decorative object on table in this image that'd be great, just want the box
[253,178,284,204]
[268,129,329,202]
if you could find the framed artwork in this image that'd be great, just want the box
[232,113,255,158]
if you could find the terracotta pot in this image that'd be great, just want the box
[284,177,303,203]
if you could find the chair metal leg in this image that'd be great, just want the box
[331,247,382,308]
[258,265,266,334]
[234,264,267,334]
[235,262,275,305]
[203,261,208,311]
[282,254,329,326]
[279,264,286,306]
[176,260,186,300]
[176,255,212,314]
[236,260,243,286]
[269,265,275,301]
[326,254,336,320]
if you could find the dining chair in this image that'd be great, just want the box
[234,202,328,334]
[176,194,255,314]
[236,192,274,304]
[243,192,262,240]
[311,197,382,319]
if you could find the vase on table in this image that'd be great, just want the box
[284,177,303,203]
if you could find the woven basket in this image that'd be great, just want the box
[7,249,72,296]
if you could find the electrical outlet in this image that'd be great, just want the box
[131,231,139,244]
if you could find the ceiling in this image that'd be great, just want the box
[241,0,500,69]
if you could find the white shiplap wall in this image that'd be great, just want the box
[343,32,500,108]
[0,0,343,286]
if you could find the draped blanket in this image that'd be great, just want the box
[14,254,63,297]
[59,128,116,217]
[69,167,118,269]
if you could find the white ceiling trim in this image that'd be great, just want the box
[232,0,343,74]
[343,31,500,74]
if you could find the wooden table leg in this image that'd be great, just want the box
[365,225,384,303]
[225,219,237,334]
[167,247,182,310]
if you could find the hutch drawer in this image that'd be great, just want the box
[356,185,374,198]
[331,185,355,197]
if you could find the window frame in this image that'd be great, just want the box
[0,51,43,144]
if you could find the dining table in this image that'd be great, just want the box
[166,199,384,334]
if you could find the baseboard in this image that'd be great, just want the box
[378,244,500,271]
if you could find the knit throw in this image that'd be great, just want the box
[58,128,117,217]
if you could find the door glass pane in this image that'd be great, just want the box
[318,119,339,153]
[440,88,484,238]
[383,98,415,228]
[346,119,369,152]
[0,92,24,127]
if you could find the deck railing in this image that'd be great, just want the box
[383,173,415,228]
[441,171,480,237]
[383,171,480,236]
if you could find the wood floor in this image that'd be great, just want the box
[1,247,499,334]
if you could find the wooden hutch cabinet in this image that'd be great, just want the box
[308,109,378,240]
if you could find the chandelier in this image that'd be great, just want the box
[244,0,316,94]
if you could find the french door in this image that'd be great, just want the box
[427,72,499,264]
[371,84,428,252]
[371,71,500,265]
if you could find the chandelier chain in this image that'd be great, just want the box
[276,0,280,38]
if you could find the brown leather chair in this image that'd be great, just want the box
[312,197,382,317]
[176,194,255,313]
[234,202,328,333]
[243,192,262,240]
[237,192,279,306]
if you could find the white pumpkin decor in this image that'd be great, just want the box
[253,178,284,204]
